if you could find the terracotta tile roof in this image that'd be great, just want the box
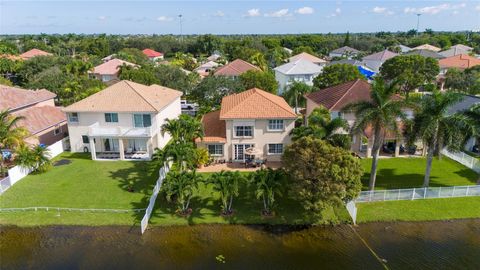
[438,54,480,70]
[142,49,163,58]
[13,106,66,135]
[362,50,398,61]
[19,49,52,60]
[412,44,441,52]
[90,58,137,75]
[214,59,260,76]
[0,54,23,61]
[63,80,182,113]
[0,85,56,111]
[305,79,372,111]
[197,110,226,143]
[289,52,327,64]
[220,88,296,119]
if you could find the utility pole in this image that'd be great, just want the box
[416,13,422,36]
[178,14,183,42]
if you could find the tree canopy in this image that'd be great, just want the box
[313,64,364,89]
[239,70,278,94]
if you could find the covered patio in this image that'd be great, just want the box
[89,137,153,161]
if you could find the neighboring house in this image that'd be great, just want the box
[289,52,327,66]
[19,49,52,60]
[405,49,445,59]
[213,59,261,78]
[439,47,471,58]
[412,44,441,52]
[283,47,293,55]
[329,46,361,59]
[196,88,297,162]
[142,49,164,61]
[305,79,410,157]
[447,94,480,152]
[194,61,219,77]
[274,59,323,95]
[63,80,182,161]
[396,44,412,54]
[328,59,376,80]
[0,85,66,146]
[438,54,480,75]
[89,59,137,82]
[207,52,222,62]
[450,44,473,52]
[362,49,398,72]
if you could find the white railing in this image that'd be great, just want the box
[88,122,152,137]
[0,139,65,195]
[441,149,480,173]
[356,185,480,203]
[140,161,171,234]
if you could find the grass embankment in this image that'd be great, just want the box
[360,157,478,190]
[357,197,480,223]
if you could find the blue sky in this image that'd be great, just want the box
[1,1,479,34]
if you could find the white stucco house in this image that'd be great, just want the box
[63,80,182,160]
[274,59,323,95]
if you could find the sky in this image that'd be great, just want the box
[1,0,480,34]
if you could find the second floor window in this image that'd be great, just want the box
[235,126,253,137]
[104,113,118,123]
[133,114,151,128]
[268,120,284,131]
[68,112,79,123]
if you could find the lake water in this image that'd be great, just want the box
[1,219,479,269]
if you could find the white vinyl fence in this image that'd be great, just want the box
[441,149,480,173]
[141,162,171,234]
[0,139,65,195]
[356,185,480,203]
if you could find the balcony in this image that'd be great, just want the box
[88,122,152,138]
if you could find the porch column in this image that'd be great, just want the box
[147,138,153,158]
[89,138,96,160]
[118,138,125,160]
[394,139,401,157]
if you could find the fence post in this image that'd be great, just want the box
[466,186,470,196]
[452,186,455,197]
[397,189,401,200]
[438,187,442,198]
[383,190,386,201]
[411,188,416,200]
[424,187,427,199]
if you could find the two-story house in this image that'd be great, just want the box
[274,59,323,95]
[0,85,67,146]
[89,59,137,83]
[63,80,182,160]
[196,88,297,162]
[305,79,410,157]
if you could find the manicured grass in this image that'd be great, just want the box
[357,197,480,223]
[360,157,478,190]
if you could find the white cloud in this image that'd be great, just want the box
[265,9,291,18]
[404,3,466,15]
[372,6,394,15]
[476,5,480,11]
[213,10,225,17]
[157,16,173,22]
[327,8,342,18]
[98,16,107,21]
[244,8,261,17]
[296,7,314,15]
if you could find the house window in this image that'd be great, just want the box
[53,126,61,135]
[207,144,223,156]
[268,120,284,131]
[82,135,89,144]
[68,112,79,123]
[268,144,283,155]
[234,126,253,137]
[133,114,151,128]
[104,113,118,123]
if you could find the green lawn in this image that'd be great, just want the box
[357,197,480,223]
[360,157,478,190]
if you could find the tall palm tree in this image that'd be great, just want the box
[250,168,285,215]
[208,171,242,215]
[161,115,203,144]
[0,110,28,176]
[343,79,407,190]
[282,81,312,114]
[411,91,467,187]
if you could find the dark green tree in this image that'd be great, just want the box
[313,64,364,89]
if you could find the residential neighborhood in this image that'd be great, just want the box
[1,1,480,269]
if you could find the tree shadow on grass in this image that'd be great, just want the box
[109,161,160,196]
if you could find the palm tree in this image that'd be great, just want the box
[0,110,28,176]
[282,81,312,114]
[14,144,51,173]
[162,170,201,215]
[410,91,467,187]
[208,171,242,215]
[162,142,197,172]
[161,114,203,144]
[343,79,407,190]
[290,106,351,149]
[250,168,285,215]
